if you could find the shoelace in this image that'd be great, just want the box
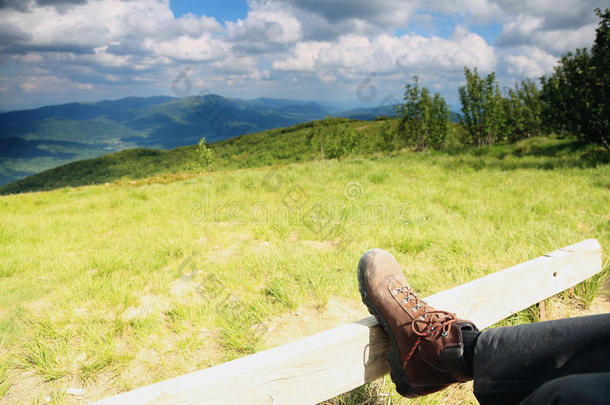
[393,286,458,369]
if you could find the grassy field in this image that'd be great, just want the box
[0,136,609,404]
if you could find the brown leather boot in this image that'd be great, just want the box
[358,248,477,397]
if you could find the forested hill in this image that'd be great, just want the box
[0,95,400,186]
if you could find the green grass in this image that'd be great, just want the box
[0,133,608,403]
[0,338,11,399]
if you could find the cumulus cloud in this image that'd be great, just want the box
[282,0,417,27]
[274,27,496,82]
[146,34,228,62]
[273,41,331,72]
[503,46,558,77]
[0,0,603,109]
[497,11,597,54]
[226,6,303,53]
[1,0,222,54]
[0,0,88,12]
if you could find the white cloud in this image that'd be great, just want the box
[226,7,303,52]
[427,0,502,22]
[18,75,66,92]
[1,0,223,53]
[498,13,597,55]
[211,55,259,75]
[499,14,544,44]
[282,0,413,23]
[504,46,558,77]
[147,34,228,62]
[532,23,597,54]
[274,28,496,81]
[273,41,331,72]
[20,82,38,92]
[0,0,602,109]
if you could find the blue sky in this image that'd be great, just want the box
[170,0,248,22]
[0,0,603,110]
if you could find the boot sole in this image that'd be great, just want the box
[357,252,417,397]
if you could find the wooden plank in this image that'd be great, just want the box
[424,239,602,328]
[95,239,602,405]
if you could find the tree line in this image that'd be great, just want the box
[397,8,608,152]
[309,8,608,156]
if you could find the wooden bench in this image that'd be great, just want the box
[95,239,602,405]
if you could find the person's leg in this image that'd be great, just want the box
[472,314,610,405]
[519,373,610,405]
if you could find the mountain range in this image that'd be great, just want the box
[0,95,397,185]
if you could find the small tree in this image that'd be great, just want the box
[379,120,399,151]
[309,117,360,159]
[504,79,543,141]
[399,76,449,150]
[307,119,326,160]
[429,93,450,149]
[198,137,215,172]
[328,126,360,158]
[459,68,505,146]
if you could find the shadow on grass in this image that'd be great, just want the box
[442,137,609,172]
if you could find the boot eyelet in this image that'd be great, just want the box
[441,331,448,337]
[393,288,402,295]
[413,304,420,310]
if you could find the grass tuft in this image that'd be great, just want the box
[0,338,12,399]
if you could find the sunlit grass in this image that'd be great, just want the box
[0,338,11,399]
[0,137,608,403]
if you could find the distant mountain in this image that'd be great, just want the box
[0,95,345,185]
[338,104,400,120]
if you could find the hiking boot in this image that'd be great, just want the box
[357,248,478,397]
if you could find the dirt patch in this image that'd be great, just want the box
[583,295,610,315]
[1,370,45,405]
[577,276,610,316]
[115,329,224,397]
[120,294,172,321]
[168,278,204,300]
[259,296,370,349]
[536,276,610,321]
[299,240,335,251]
[72,301,115,321]
[25,297,54,317]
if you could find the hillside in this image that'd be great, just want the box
[0,95,345,186]
[2,113,608,196]
[0,135,608,404]
[0,96,402,187]
[0,118,388,194]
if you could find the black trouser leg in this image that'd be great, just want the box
[472,313,610,405]
[518,373,610,405]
